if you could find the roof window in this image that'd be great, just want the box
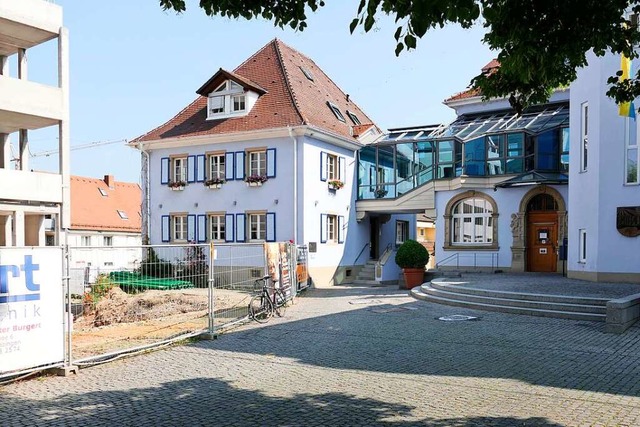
[346,110,361,125]
[327,101,346,122]
[117,210,129,220]
[98,188,108,197]
[300,66,314,82]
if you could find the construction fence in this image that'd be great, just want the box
[0,242,310,380]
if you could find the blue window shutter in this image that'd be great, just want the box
[196,155,206,182]
[320,214,327,243]
[161,215,170,242]
[187,155,196,183]
[320,151,327,181]
[266,212,276,242]
[225,214,234,242]
[235,151,245,180]
[187,214,196,242]
[339,156,346,182]
[197,215,207,242]
[338,215,345,244]
[266,148,276,178]
[236,213,246,242]
[161,157,170,185]
[225,152,235,181]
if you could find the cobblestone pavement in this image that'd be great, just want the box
[2,284,640,426]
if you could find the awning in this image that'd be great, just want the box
[494,170,568,189]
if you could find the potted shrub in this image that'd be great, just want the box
[395,239,429,289]
[327,179,344,190]
[204,177,225,189]
[245,174,268,187]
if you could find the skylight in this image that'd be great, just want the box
[346,110,361,125]
[117,210,128,220]
[98,188,108,197]
[300,66,314,82]
[327,101,346,122]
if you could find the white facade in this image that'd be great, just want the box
[0,0,70,247]
[139,126,414,285]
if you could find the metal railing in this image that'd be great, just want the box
[353,242,370,265]
[375,243,394,280]
[436,252,499,270]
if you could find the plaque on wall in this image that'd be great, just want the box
[617,206,640,237]
[308,242,317,253]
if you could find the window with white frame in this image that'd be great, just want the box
[327,154,338,180]
[578,228,587,263]
[172,157,187,183]
[626,118,638,184]
[248,150,267,177]
[346,110,361,125]
[451,198,494,244]
[209,154,226,180]
[210,214,226,241]
[580,102,588,172]
[207,80,246,118]
[172,215,188,241]
[327,214,338,243]
[327,101,346,122]
[249,213,267,241]
[81,236,91,246]
[396,221,409,245]
[103,236,113,246]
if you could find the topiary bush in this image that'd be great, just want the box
[395,239,429,269]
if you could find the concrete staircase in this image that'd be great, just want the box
[411,279,608,322]
[352,260,381,286]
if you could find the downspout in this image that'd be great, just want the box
[137,141,151,242]
[288,126,298,246]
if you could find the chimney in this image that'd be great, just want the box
[104,175,115,189]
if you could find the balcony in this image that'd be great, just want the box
[0,75,63,133]
[0,169,62,204]
[0,0,62,57]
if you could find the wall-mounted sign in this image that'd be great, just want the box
[308,242,317,253]
[617,206,640,237]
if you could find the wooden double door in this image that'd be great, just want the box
[526,212,558,272]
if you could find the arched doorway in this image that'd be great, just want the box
[526,194,559,272]
[510,186,567,273]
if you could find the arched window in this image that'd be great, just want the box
[526,194,558,212]
[451,198,494,245]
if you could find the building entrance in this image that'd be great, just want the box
[526,194,559,272]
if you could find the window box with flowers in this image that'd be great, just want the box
[327,179,344,191]
[168,181,186,191]
[204,177,225,189]
[245,175,268,187]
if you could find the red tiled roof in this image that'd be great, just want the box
[352,123,375,137]
[134,39,378,142]
[444,59,500,103]
[70,175,141,233]
[196,68,267,96]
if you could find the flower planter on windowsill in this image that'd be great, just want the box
[246,182,263,187]
[170,186,185,191]
[207,184,223,189]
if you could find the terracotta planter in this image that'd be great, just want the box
[402,268,425,289]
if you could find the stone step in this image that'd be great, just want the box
[421,283,607,314]
[356,275,375,281]
[429,280,610,306]
[411,287,606,322]
[352,279,383,286]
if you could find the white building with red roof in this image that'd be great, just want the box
[132,39,415,286]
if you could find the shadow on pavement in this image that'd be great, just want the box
[206,286,640,398]
[0,377,562,426]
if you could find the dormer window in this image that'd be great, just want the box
[207,80,246,119]
[346,110,361,125]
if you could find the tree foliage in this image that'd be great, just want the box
[159,0,640,112]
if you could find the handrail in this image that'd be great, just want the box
[353,242,370,265]
[436,253,459,269]
[374,243,394,281]
[436,252,500,269]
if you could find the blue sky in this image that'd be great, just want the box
[21,0,494,183]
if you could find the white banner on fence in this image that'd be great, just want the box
[0,248,64,374]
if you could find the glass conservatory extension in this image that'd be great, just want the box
[358,104,570,200]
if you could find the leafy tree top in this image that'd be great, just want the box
[158,0,640,113]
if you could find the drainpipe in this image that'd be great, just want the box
[137,142,151,242]
[288,127,298,246]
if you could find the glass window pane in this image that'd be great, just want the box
[507,133,524,157]
[438,140,453,163]
[628,148,638,183]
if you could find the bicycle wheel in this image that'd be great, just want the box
[249,294,273,323]
[274,289,287,317]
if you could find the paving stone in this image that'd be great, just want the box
[1,284,640,425]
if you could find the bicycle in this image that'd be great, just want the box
[248,275,288,323]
